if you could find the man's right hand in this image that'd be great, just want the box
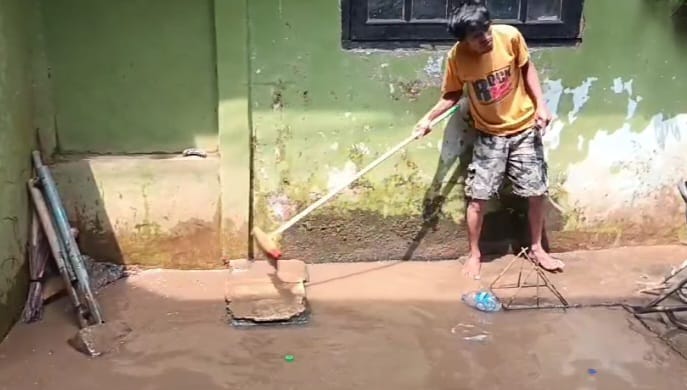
[413,117,433,139]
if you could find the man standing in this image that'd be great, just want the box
[414,0,564,279]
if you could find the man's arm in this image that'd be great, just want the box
[425,91,462,122]
[413,91,462,137]
[522,60,546,111]
[522,60,553,130]
[512,27,552,131]
[414,50,463,137]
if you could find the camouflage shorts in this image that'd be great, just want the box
[464,127,548,200]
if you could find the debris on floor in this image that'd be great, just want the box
[489,249,570,310]
[83,255,129,292]
[69,320,132,357]
[182,148,208,158]
[463,334,489,342]
[450,323,475,334]
[38,256,130,305]
[225,260,310,327]
[461,290,502,312]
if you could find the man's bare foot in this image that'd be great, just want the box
[529,247,565,272]
[462,256,481,280]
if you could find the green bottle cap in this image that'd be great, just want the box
[284,354,295,362]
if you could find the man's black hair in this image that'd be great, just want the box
[447,0,491,40]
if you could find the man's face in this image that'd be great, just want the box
[465,25,493,54]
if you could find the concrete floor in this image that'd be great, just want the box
[2,246,687,389]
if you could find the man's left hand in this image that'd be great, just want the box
[534,106,553,135]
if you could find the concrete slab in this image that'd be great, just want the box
[225,260,309,324]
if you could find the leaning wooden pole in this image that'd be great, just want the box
[31,151,103,325]
[28,179,89,328]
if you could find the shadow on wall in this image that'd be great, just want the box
[400,107,475,260]
[643,0,687,36]
[51,158,224,269]
[50,159,124,265]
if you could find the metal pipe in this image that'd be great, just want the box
[665,311,687,331]
[28,179,89,328]
[31,151,103,324]
[503,303,624,311]
[633,305,687,315]
[58,230,77,281]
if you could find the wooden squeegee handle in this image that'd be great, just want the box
[274,104,460,235]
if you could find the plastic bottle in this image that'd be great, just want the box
[461,290,502,312]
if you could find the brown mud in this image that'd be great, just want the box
[2,246,687,389]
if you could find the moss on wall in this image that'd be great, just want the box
[0,0,43,339]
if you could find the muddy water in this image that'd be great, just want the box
[1,266,687,389]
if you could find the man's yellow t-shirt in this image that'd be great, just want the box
[441,24,536,136]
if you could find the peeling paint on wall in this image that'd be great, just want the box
[612,77,633,95]
[423,54,445,84]
[565,77,598,124]
[351,143,371,156]
[564,113,687,226]
[327,161,358,193]
[627,96,643,120]
[268,193,295,222]
[611,77,644,120]
[541,79,565,152]
[538,67,687,233]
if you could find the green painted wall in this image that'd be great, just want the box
[27,0,687,271]
[40,0,218,154]
[39,0,252,265]
[249,0,687,261]
[0,0,44,338]
[535,0,687,169]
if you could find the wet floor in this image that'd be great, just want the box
[1,259,687,389]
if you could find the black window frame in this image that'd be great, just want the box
[341,0,585,49]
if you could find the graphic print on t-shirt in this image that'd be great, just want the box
[471,66,513,105]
